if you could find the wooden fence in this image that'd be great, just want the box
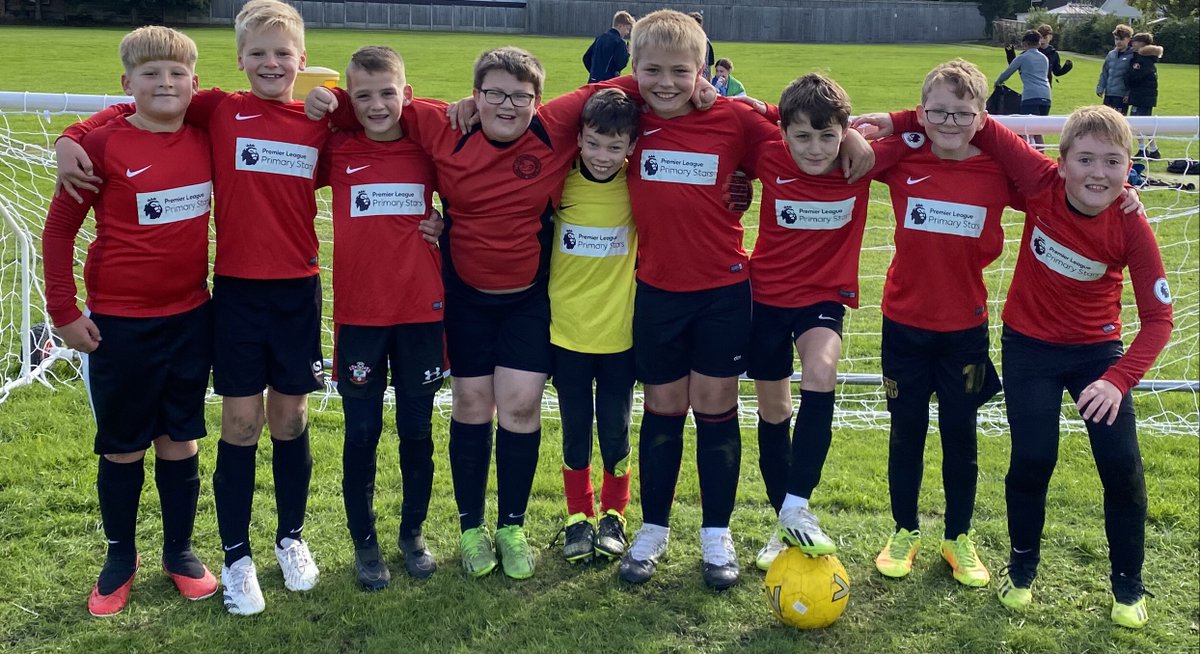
[204,0,987,43]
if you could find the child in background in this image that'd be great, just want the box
[549,89,640,563]
[995,30,1050,148]
[42,25,218,617]
[711,58,746,97]
[317,45,444,589]
[1126,32,1163,159]
[1096,24,1136,114]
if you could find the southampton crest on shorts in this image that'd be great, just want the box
[349,361,371,385]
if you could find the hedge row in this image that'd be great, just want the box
[999,11,1198,65]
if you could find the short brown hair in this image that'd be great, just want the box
[347,45,405,81]
[921,59,988,111]
[715,58,733,71]
[1131,32,1154,45]
[1113,24,1133,39]
[779,73,852,130]
[581,88,639,139]
[631,9,707,68]
[473,46,545,97]
[1060,105,1133,157]
[1036,24,1053,37]
[613,10,634,28]
[119,25,197,72]
[1022,30,1041,46]
[235,0,305,53]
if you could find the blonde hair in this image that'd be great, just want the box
[235,0,305,53]
[348,45,405,81]
[1060,105,1133,156]
[921,59,988,111]
[119,26,197,72]
[1113,24,1133,39]
[631,9,706,68]
[473,47,545,97]
[613,10,634,28]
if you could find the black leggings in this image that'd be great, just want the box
[1002,327,1146,580]
[552,346,634,473]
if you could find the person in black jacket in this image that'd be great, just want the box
[1005,24,1073,87]
[583,11,634,83]
[1126,32,1163,159]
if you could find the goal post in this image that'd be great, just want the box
[0,92,1196,436]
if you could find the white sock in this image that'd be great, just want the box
[699,527,730,540]
[780,494,809,512]
[639,523,670,539]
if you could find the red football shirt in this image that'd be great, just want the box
[318,131,442,326]
[745,138,910,309]
[328,86,596,292]
[44,117,211,325]
[623,96,780,292]
[962,115,1173,394]
[874,121,1015,332]
[64,89,331,280]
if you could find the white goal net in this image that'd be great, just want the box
[1,92,1196,436]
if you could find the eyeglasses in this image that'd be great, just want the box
[479,88,536,107]
[923,109,978,126]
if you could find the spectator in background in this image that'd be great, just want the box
[711,58,746,97]
[1005,24,1073,86]
[1097,24,1136,114]
[583,10,635,83]
[1126,32,1163,159]
[996,30,1051,148]
[687,11,715,79]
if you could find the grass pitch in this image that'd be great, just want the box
[0,26,1197,654]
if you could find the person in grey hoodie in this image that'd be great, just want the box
[996,31,1051,146]
[1097,24,1136,114]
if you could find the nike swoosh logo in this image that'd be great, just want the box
[818,314,837,321]
[234,113,262,121]
[507,512,525,520]
[643,128,663,135]
[223,542,245,551]
[289,526,303,533]
[346,165,370,174]
[776,177,798,185]
[559,204,576,210]
[126,165,152,177]
[906,175,931,185]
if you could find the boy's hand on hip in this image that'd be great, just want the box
[1077,379,1121,426]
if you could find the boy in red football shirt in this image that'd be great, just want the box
[742,73,910,570]
[612,11,873,590]
[317,45,445,590]
[42,26,218,617]
[955,106,1171,628]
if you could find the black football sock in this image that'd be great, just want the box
[637,409,687,527]
[788,390,835,499]
[496,426,541,529]
[96,456,144,594]
[397,394,436,539]
[156,454,205,578]
[342,396,383,546]
[695,408,742,529]
[756,413,791,514]
[449,419,493,532]
[213,440,257,567]
[273,427,313,546]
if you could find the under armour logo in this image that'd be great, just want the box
[424,367,442,383]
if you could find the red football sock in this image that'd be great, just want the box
[599,467,631,515]
[562,465,595,518]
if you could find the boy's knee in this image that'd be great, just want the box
[103,451,146,465]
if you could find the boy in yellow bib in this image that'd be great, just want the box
[550,89,640,562]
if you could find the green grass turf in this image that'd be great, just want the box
[0,26,1197,653]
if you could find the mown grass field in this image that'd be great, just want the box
[0,25,1197,654]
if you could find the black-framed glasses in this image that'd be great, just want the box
[924,109,978,126]
[479,88,535,107]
